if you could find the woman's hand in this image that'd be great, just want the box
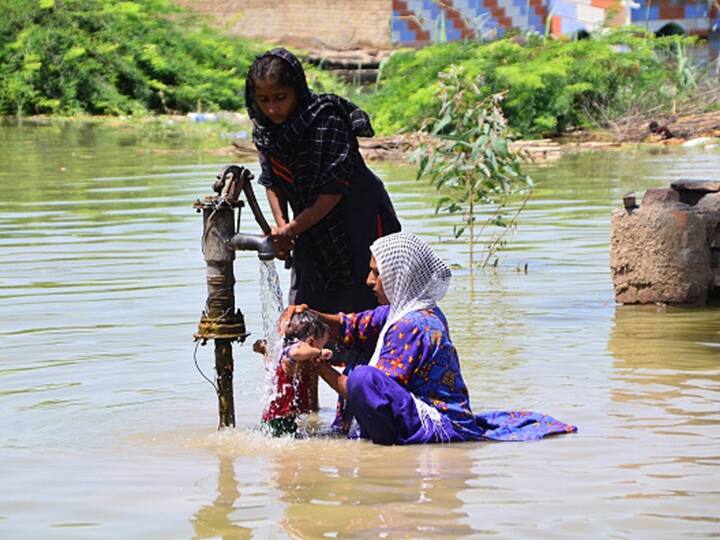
[269,224,295,260]
[278,303,308,335]
[268,194,342,262]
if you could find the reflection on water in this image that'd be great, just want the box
[603,306,720,537]
[1,122,719,538]
[608,305,720,438]
[190,431,476,539]
[609,304,720,372]
[192,456,250,540]
[274,444,475,538]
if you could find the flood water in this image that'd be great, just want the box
[1,122,719,539]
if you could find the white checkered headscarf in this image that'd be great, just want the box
[368,232,451,366]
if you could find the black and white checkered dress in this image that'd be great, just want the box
[247,48,400,312]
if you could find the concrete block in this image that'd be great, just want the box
[610,202,712,306]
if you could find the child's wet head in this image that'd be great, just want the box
[285,311,328,346]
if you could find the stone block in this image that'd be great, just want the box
[695,193,720,248]
[671,179,720,206]
[610,202,712,305]
[642,188,679,206]
[695,191,720,214]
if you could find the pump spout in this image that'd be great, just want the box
[227,233,275,260]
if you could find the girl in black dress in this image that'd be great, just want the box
[246,48,401,411]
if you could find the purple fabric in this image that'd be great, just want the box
[347,366,465,445]
[338,305,577,445]
[340,305,485,438]
[347,366,577,445]
[474,410,578,442]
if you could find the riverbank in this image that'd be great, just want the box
[6,108,718,165]
[229,109,720,163]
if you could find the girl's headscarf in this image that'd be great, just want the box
[245,48,373,161]
[368,232,452,366]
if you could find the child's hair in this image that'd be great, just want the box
[284,311,328,344]
[247,55,297,95]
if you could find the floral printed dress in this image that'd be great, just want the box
[337,305,577,444]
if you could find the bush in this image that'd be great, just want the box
[363,28,705,138]
[0,0,255,115]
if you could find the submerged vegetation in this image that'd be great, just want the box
[364,28,718,139]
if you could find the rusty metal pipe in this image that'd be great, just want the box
[195,202,244,429]
[194,164,279,429]
[227,233,275,260]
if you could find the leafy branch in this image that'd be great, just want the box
[411,66,534,269]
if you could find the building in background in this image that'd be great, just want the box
[177,0,719,49]
[392,0,718,45]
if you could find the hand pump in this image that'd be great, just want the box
[193,165,276,429]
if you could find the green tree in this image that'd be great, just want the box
[412,66,533,269]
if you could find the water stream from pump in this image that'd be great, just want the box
[258,259,315,437]
[258,260,285,431]
[258,259,284,359]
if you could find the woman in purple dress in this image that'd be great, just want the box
[285,232,577,445]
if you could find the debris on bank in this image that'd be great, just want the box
[303,48,392,84]
[230,110,720,163]
[621,110,720,144]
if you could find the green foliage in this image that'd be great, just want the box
[412,66,533,268]
[0,0,261,115]
[365,28,706,138]
[361,41,479,133]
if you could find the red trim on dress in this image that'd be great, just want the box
[272,167,294,185]
[270,157,295,184]
[270,157,291,175]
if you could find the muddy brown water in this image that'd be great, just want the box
[1,123,719,539]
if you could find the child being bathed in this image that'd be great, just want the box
[254,311,333,437]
